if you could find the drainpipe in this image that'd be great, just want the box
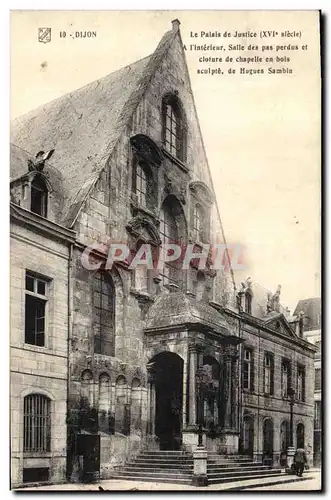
[257,329,261,461]
[66,242,74,479]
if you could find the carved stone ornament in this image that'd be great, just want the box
[126,215,161,245]
[224,344,239,361]
[164,172,173,195]
[130,134,164,166]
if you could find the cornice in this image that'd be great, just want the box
[10,202,76,244]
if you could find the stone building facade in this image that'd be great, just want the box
[10,20,316,487]
[294,298,321,466]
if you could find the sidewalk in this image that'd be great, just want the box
[19,469,321,492]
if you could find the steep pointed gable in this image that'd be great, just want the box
[10,54,154,226]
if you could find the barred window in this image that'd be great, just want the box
[24,394,51,452]
[25,272,48,347]
[93,272,115,356]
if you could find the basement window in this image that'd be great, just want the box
[23,468,50,483]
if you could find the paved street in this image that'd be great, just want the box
[248,471,321,491]
[19,469,321,492]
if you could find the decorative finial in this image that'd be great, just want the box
[172,19,181,31]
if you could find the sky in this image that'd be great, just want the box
[10,10,321,312]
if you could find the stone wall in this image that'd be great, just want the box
[10,223,69,487]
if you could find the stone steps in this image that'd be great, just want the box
[112,451,284,486]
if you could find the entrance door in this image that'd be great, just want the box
[152,352,183,450]
[296,423,305,449]
[263,419,274,463]
[242,415,254,457]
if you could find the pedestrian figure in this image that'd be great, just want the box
[293,447,308,477]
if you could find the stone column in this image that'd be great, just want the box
[188,344,198,426]
[146,365,156,436]
[222,344,240,455]
[182,353,188,429]
[223,349,233,429]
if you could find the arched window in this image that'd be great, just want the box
[159,201,180,286]
[193,204,204,242]
[93,271,115,356]
[31,176,48,217]
[162,95,186,161]
[81,370,93,406]
[24,394,51,452]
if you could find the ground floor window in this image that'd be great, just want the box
[23,394,51,452]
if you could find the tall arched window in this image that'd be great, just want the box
[159,201,180,286]
[93,272,115,356]
[31,176,48,217]
[162,95,186,161]
[24,394,51,452]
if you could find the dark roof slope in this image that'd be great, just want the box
[293,297,321,331]
[10,27,177,227]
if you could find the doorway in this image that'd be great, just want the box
[150,352,183,450]
[296,423,305,449]
[242,415,254,457]
[263,419,274,462]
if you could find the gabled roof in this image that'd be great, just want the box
[10,26,178,227]
[261,311,297,338]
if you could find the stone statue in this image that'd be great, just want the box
[28,149,55,172]
[266,285,282,313]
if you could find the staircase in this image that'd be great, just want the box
[110,451,284,486]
